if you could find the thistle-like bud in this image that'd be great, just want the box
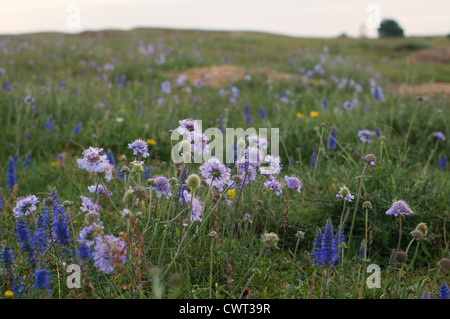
[186,174,201,189]
[233,175,242,185]
[209,231,219,239]
[168,177,178,185]
[394,250,408,263]
[62,200,73,207]
[295,231,305,239]
[261,232,279,249]
[362,201,373,210]
[362,154,377,167]
[437,258,450,271]
[415,222,428,236]
[410,229,424,242]
[136,211,143,218]
[133,185,147,200]
[44,197,55,207]
[146,178,155,186]
[130,160,144,173]
[120,166,130,174]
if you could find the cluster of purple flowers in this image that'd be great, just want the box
[199,157,231,192]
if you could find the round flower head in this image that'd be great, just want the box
[362,154,377,167]
[247,135,269,150]
[433,132,446,141]
[191,131,210,156]
[177,118,201,137]
[394,250,408,263]
[357,130,375,144]
[183,190,204,222]
[264,177,283,196]
[150,176,172,199]
[127,139,149,158]
[77,147,109,173]
[199,157,231,192]
[386,200,414,217]
[186,174,201,189]
[283,175,303,193]
[13,195,40,218]
[438,258,450,271]
[92,234,126,274]
[261,232,279,249]
[336,185,354,202]
[410,230,424,242]
[259,154,282,176]
[80,196,102,213]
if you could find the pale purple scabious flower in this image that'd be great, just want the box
[357,130,375,144]
[161,81,171,94]
[92,235,126,274]
[191,131,210,156]
[283,175,302,193]
[247,135,268,150]
[176,75,186,88]
[183,190,204,222]
[128,139,150,158]
[78,222,103,248]
[80,196,102,213]
[104,163,114,182]
[264,177,283,196]
[88,185,112,196]
[259,154,282,176]
[235,162,257,188]
[199,157,231,191]
[386,200,414,217]
[151,176,172,199]
[177,118,201,137]
[77,147,109,173]
[433,132,446,141]
[13,195,40,218]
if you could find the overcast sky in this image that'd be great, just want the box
[1,0,449,37]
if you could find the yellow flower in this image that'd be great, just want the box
[310,111,319,118]
[4,290,13,299]
[147,139,157,145]
[296,112,305,119]
[50,161,59,167]
[227,189,235,200]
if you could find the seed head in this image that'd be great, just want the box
[261,232,279,249]
[394,250,408,263]
[186,174,201,189]
[410,230,424,242]
[362,201,373,210]
[437,258,450,271]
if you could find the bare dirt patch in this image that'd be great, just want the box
[398,82,450,98]
[408,48,450,64]
[166,64,299,88]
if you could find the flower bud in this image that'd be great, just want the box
[394,250,408,263]
[186,174,201,189]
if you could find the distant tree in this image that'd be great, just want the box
[378,19,404,38]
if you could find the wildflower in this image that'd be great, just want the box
[438,258,450,271]
[263,177,283,196]
[2,246,14,270]
[150,176,172,199]
[394,250,408,263]
[186,174,201,189]
[438,282,449,299]
[161,81,171,94]
[260,154,282,176]
[362,154,377,167]
[410,230,424,242]
[311,228,323,265]
[199,157,231,192]
[78,222,104,247]
[7,156,17,191]
[34,269,51,291]
[13,195,40,217]
[147,139,157,145]
[295,231,305,239]
[310,111,319,117]
[183,190,204,222]
[336,185,354,202]
[310,151,317,170]
[259,106,266,119]
[386,200,414,217]
[92,235,127,274]
[247,135,269,150]
[437,157,447,170]
[4,291,13,299]
[261,232,279,249]
[328,126,337,150]
[319,219,336,266]
[433,132,446,141]
[72,122,82,135]
[128,139,150,158]
[106,150,115,166]
[177,118,200,137]
[283,175,302,193]
[80,196,102,213]
[44,116,54,131]
[176,75,186,88]
[77,147,109,173]
[296,112,305,119]
[357,130,375,143]
[227,188,235,200]
[362,201,373,210]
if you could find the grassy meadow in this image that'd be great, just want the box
[0,28,449,299]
